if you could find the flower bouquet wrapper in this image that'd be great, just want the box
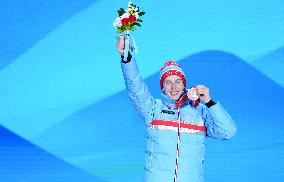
[123,30,130,62]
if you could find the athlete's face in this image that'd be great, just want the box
[162,75,185,101]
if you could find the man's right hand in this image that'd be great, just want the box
[116,36,124,55]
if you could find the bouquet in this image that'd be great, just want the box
[113,1,145,33]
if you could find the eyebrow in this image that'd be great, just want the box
[164,79,183,83]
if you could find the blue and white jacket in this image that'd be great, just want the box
[121,58,237,182]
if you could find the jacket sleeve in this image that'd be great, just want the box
[201,102,237,139]
[121,58,155,121]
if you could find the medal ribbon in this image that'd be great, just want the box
[173,90,200,182]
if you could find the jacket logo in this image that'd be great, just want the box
[161,110,175,115]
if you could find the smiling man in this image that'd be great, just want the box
[116,36,237,182]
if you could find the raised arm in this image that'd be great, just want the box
[116,36,155,120]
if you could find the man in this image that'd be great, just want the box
[116,36,237,182]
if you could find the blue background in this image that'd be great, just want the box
[1,0,284,181]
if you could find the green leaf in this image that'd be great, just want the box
[117,8,125,16]
[137,19,143,22]
[138,11,145,16]
[132,22,141,27]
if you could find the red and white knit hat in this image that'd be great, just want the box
[160,60,186,89]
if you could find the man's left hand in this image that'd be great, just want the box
[195,85,212,103]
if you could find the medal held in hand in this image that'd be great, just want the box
[113,1,145,62]
[187,87,201,107]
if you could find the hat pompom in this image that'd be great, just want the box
[160,60,181,70]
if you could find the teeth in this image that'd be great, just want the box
[171,92,179,95]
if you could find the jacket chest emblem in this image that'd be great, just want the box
[161,109,175,115]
